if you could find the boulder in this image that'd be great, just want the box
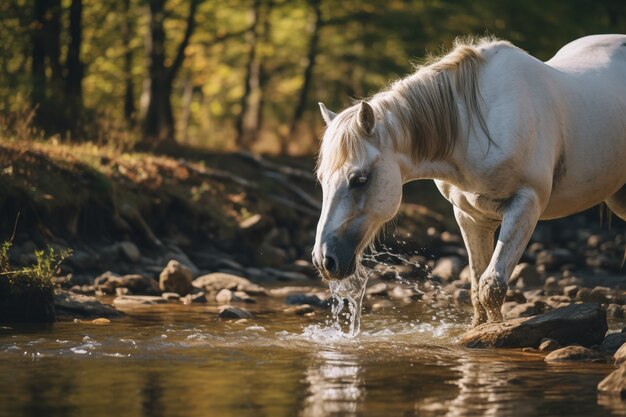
[159,260,193,296]
[459,303,608,348]
[600,333,626,354]
[598,365,626,396]
[509,263,542,288]
[544,346,606,363]
[112,295,167,307]
[218,305,253,319]
[54,291,121,318]
[192,272,267,295]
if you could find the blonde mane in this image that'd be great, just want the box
[317,37,512,180]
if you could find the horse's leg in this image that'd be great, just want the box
[454,207,498,327]
[479,188,543,322]
[605,185,626,221]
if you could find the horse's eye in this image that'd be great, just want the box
[348,172,368,188]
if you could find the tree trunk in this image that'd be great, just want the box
[31,0,48,111]
[65,0,83,136]
[122,0,136,125]
[285,0,322,152]
[142,0,199,147]
[235,0,262,149]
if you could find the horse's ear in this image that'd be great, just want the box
[318,102,337,125]
[357,101,375,135]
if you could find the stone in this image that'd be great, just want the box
[543,276,560,296]
[268,286,317,297]
[283,304,315,315]
[453,289,471,305]
[233,291,256,304]
[254,244,288,267]
[162,292,181,301]
[504,289,526,304]
[459,266,471,283]
[614,343,626,365]
[538,338,561,352]
[94,272,160,295]
[218,305,253,319]
[389,285,422,302]
[587,286,612,304]
[192,272,267,295]
[431,257,465,282]
[285,294,322,307]
[598,365,626,396]
[544,346,606,363]
[54,291,121,318]
[181,291,207,304]
[600,333,626,354]
[509,263,542,288]
[365,282,388,297]
[563,285,580,298]
[216,289,234,304]
[504,301,545,319]
[112,295,167,307]
[117,241,141,263]
[607,304,626,319]
[159,260,193,296]
[92,318,111,325]
[371,300,395,311]
[536,249,573,271]
[459,303,608,348]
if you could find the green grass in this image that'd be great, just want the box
[0,241,71,290]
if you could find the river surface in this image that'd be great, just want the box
[0,292,624,417]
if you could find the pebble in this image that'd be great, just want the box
[218,305,253,319]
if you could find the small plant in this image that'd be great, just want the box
[0,241,72,287]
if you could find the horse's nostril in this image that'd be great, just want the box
[322,255,338,274]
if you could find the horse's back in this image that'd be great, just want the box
[546,34,626,73]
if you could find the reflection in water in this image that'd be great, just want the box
[301,350,364,417]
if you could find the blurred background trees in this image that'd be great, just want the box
[1,0,625,153]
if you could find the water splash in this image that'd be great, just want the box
[326,265,370,338]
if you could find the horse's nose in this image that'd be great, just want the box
[322,254,338,275]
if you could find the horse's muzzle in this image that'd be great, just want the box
[312,238,358,280]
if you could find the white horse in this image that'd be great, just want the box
[312,35,626,327]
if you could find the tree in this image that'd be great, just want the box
[141,0,200,147]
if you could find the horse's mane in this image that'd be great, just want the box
[317,36,512,180]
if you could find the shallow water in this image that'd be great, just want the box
[0,295,624,417]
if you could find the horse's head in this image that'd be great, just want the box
[312,100,405,280]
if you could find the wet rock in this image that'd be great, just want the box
[598,365,626,396]
[544,346,606,363]
[366,283,388,297]
[54,291,121,318]
[159,260,193,296]
[587,286,612,304]
[538,338,561,352]
[70,285,96,295]
[112,295,167,307]
[162,292,181,301]
[389,285,422,302]
[543,277,560,296]
[115,287,129,296]
[504,301,545,319]
[181,291,207,304]
[233,291,256,304]
[193,272,267,295]
[600,333,626,354]
[283,304,315,315]
[117,241,141,263]
[607,304,626,319]
[509,263,542,288]
[268,286,317,297]
[285,294,322,307]
[460,303,608,348]
[159,248,198,276]
[218,305,253,319]
[453,289,471,305]
[216,289,234,304]
[94,271,160,295]
[92,318,111,325]
[264,268,309,282]
[431,257,465,282]
[563,285,580,298]
[614,343,626,365]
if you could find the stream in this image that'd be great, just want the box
[1,292,624,417]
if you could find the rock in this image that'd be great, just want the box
[504,301,545,319]
[459,266,471,283]
[504,289,526,304]
[192,272,267,295]
[614,343,626,365]
[216,289,234,304]
[268,286,317,297]
[431,257,465,282]
[563,285,580,298]
[112,295,167,307]
[68,250,99,270]
[54,291,121,318]
[92,318,111,325]
[453,289,471,305]
[389,285,422,302]
[285,294,322,307]
[162,292,181,301]
[117,241,141,263]
[283,304,315,315]
[366,282,388,297]
[544,346,606,363]
[509,263,542,288]
[598,365,626,395]
[459,303,608,348]
[69,284,96,295]
[233,291,256,304]
[218,305,253,319]
[239,214,273,239]
[543,276,560,295]
[536,249,573,271]
[607,304,626,319]
[94,271,160,295]
[600,333,626,354]
[538,338,561,352]
[181,291,207,304]
[159,260,193,296]
[115,287,129,296]
[371,300,395,311]
[254,244,288,267]
[587,286,612,304]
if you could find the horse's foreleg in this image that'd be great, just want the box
[479,188,542,322]
[454,207,498,327]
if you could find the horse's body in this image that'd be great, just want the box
[313,35,626,326]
